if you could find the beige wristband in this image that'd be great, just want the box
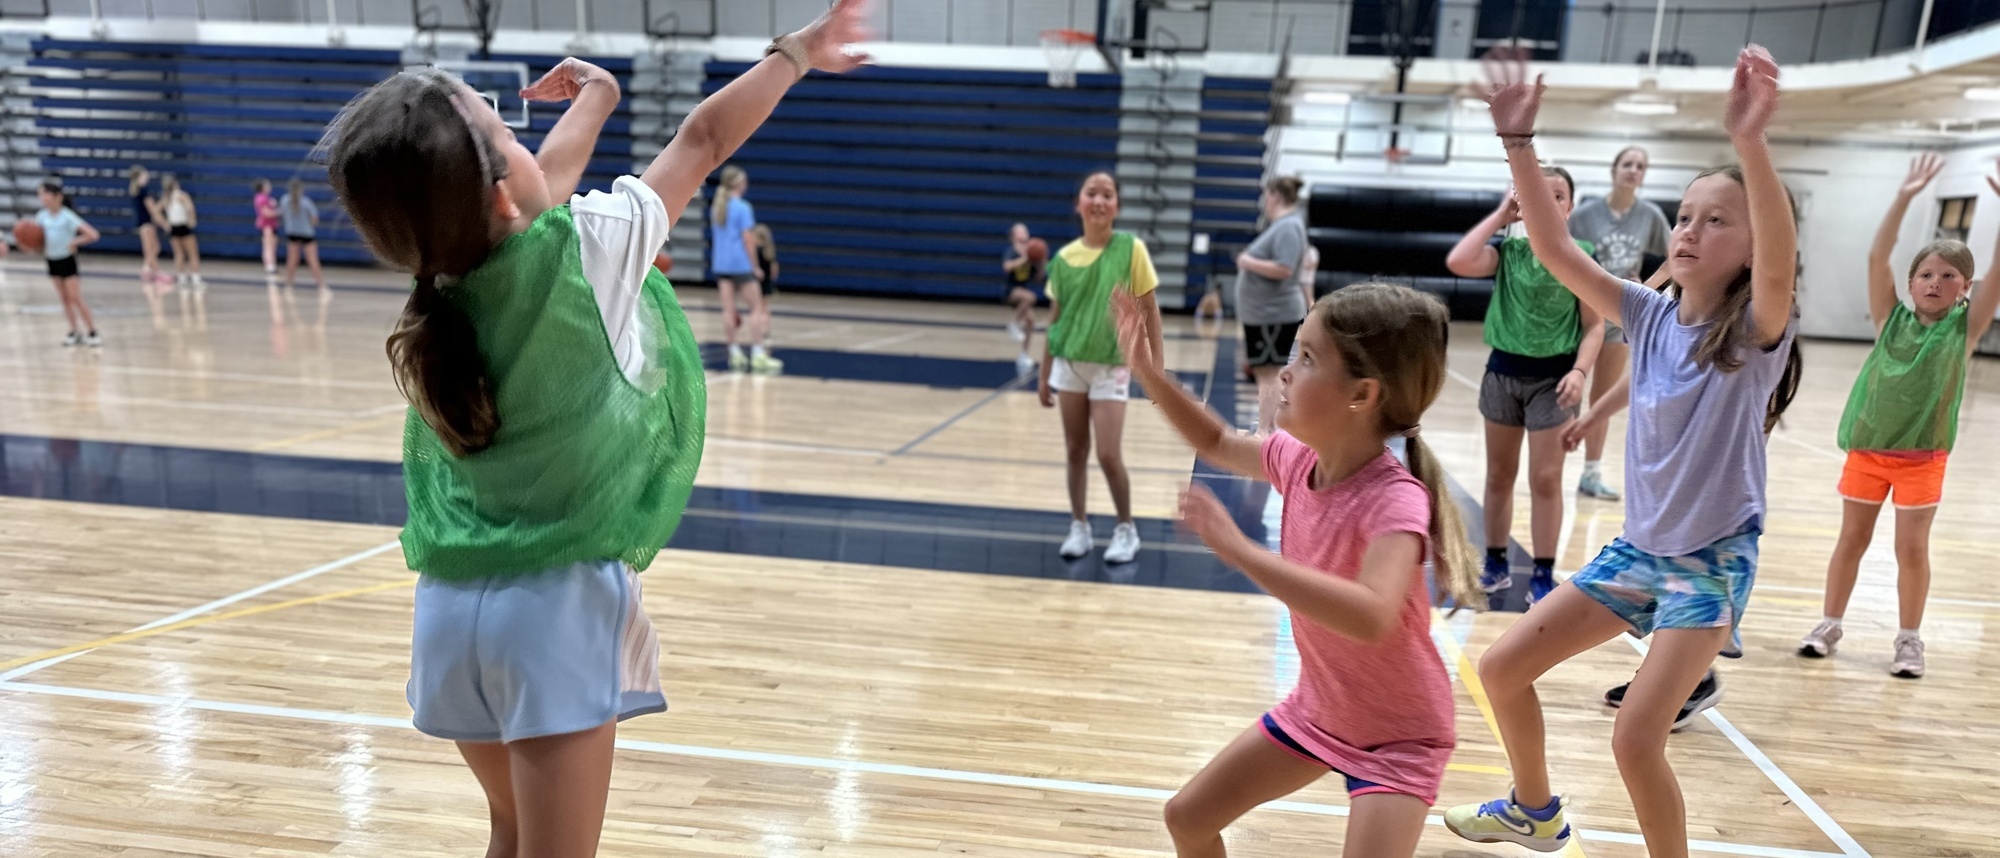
[765,32,810,81]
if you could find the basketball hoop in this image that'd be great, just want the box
[1040,29,1095,89]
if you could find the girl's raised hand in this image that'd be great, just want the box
[1113,289,1161,377]
[1901,152,1944,197]
[798,0,874,74]
[520,57,618,103]
[1478,45,1544,139]
[1725,45,1780,142]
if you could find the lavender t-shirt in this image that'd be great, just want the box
[1621,280,1796,557]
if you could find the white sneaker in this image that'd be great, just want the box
[1891,633,1925,679]
[1006,320,1025,343]
[1797,619,1843,658]
[60,331,81,347]
[1015,353,1036,374]
[84,332,101,348]
[1059,520,1093,559]
[1104,522,1141,564]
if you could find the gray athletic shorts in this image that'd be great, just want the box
[1479,371,1576,431]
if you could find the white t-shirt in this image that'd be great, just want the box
[570,176,671,386]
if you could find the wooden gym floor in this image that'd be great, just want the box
[0,257,1994,857]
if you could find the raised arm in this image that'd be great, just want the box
[1868,156,1940,334]
[1481,48,1626,325]
[1968,160,2000,350]
[1445,196,1513,279]
[519,58,624,203]
[642,0,870,229]
[1114,291,1263,478]
[1725,46,1797,348]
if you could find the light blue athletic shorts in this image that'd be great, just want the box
[409,559,666,743]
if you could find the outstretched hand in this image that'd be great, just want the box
[1900,152,1944,197]
[520,57,618,103]
[1478,45,1544,138]
[1725,45,1780,141]
[797,0,874,74]
[1113,290,1161,378]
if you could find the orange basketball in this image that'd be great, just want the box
[653,252,673,274]
[1026,238,1048,265]
[13,220,43,255]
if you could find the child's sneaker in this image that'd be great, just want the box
[1577,472,1622,500]
[727,347,748,372]
[1891,632,1925,679]
[84,332,101,348]
[1104,522,1141,563]
[1480,555,1512,593]
[1670,670,1723,731]
[1528,566,1557,605]
[1797,619,1842,658]
[1443,794,1571,852]
[1058,520,1093,559]
[61,331,81,347]
[750,352,784,375]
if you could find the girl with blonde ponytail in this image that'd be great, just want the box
[1114,283,1477,858]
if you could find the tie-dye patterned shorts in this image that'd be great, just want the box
[1569,520,1761,659]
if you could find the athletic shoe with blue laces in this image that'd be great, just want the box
[1480,556,1512,593]
[1444,794,1571,852]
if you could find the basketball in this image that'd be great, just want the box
[653,252,673,275]
[13,220,43,255]
[1026,238,1048,265]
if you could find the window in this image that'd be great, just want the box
[1938,196,1977,243]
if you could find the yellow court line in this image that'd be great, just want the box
[251,413,407,452]
[1433,610,1591,858]
[0,578,417,672]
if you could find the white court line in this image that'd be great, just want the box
[0,360,388,390]
[0,389,403,420]
[0,680,1845,858]
[1608,634,1870,858]
[0,541,401,683]
[848,330,927,352]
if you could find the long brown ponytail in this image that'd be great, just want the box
[1314,284,1482,610]
[325,68,508,456]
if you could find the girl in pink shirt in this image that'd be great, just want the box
[1115,284,1481,857]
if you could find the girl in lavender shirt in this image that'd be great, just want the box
[1444,47,1803,857]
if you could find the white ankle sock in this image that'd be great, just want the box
[1823,616,1843,628]
[1582,460,1601,480]
[1897,628,1920,639]
[752,345,768,359]
[729,344,745,358]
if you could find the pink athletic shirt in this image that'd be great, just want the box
[254,192,279,231]
[1259,432,1456,803]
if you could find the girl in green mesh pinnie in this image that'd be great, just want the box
[1796,153,2000,679]
[323,4,869,854]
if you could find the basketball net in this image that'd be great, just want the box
[1041,29,1093,89]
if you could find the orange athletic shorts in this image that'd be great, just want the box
[1837,450,1949,509]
